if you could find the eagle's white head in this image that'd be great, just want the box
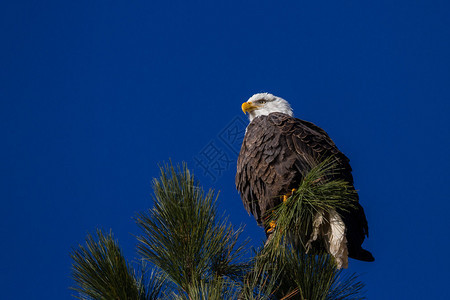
[242,93,293,122]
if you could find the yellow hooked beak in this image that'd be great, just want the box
[242,102,259,114]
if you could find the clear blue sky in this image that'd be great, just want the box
[1,1,449,298]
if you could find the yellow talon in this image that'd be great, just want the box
[282,188,297,202]
[266,220,277,233]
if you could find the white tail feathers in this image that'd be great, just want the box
[306,209,348,269]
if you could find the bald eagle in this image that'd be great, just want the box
[236,93,374,268]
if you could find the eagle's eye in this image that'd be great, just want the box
[258,100,267,104]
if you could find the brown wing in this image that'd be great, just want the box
[236,112,347,221]
[236,112,372,260]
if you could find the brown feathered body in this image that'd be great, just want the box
[235,112,374,262]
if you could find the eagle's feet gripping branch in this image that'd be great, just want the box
[282,188,297,202]
[267,220,277,234]
[266,189,298,234]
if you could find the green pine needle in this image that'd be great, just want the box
[70,160,366,300]
[251,157,365,299]
[136,162,248,297]
[267,157,359,254]
[70,230,157,300]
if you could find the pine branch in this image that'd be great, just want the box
[266,157,359,255]
[136,162,248,298]
[70,230,159,300]
[243,243,365,300]
[238,247,281,300]
[70,160,366,300]
[249,157,365,300]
